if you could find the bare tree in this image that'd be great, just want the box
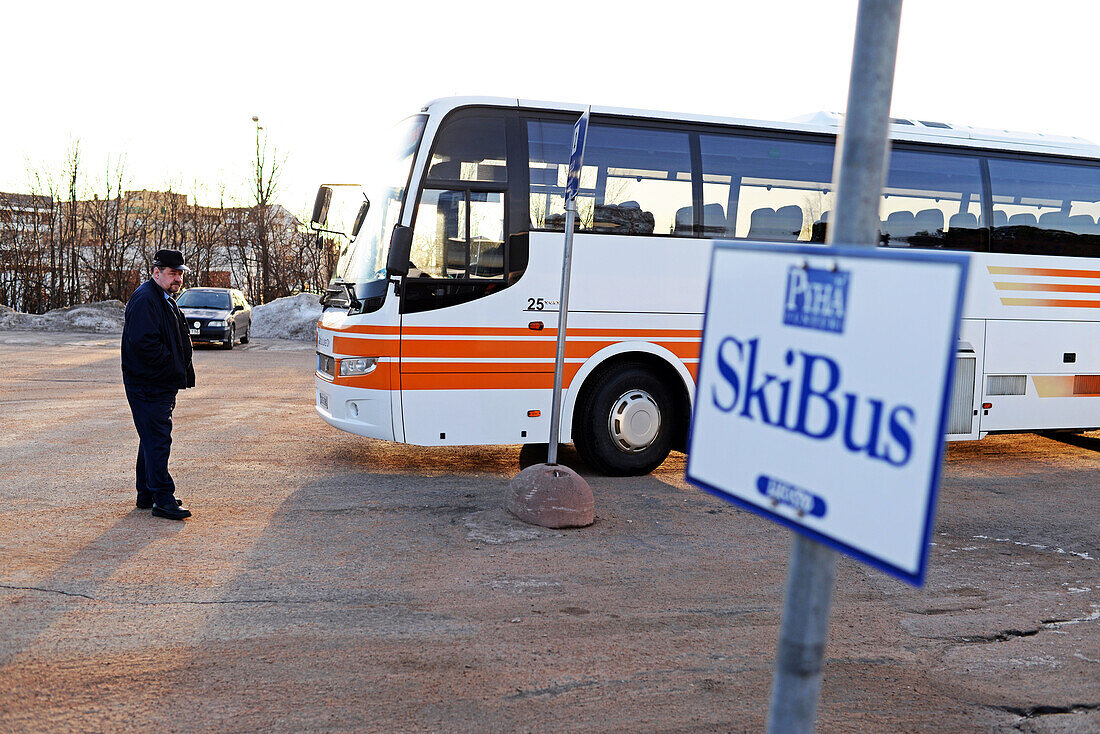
[251,116,284,303]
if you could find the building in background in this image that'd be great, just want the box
[0,189,332,313]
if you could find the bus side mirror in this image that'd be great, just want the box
[311,186,333,226]
[351,200,370,238]
[387,225,413,277]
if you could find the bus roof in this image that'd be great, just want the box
[421,96,1100,161]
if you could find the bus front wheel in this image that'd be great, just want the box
[574,364,675,476]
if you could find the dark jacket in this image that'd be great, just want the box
[122,279,196,389]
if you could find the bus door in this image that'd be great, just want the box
[398,184,551,445]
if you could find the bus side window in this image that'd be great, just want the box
[989,158,1100,257]
[879,149,984,250]
[699,133,833,242]
[410,190,504,279]
[527,119,692,237]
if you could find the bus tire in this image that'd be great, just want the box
[573,364,675,476]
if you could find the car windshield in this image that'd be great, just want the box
[334,114,427,284]
[177,291,231,310]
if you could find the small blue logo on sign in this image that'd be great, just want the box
[783,266,850,334]
[756,474,827,518]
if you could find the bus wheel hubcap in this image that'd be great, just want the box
[608,389,661,453]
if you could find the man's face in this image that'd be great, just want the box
[152,266,185,294]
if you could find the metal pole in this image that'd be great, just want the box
[766,2,902,732]
[546,200,577,465]
[767,537,838,734]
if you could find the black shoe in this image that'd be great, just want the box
[137,495,183,509]
[151,503,192,520]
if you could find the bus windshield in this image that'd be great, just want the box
[334,114,427,284]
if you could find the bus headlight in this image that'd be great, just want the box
[339,357,377,376]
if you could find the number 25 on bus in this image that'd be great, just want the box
[311,97,1100,476]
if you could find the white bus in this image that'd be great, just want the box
[312,96,1100,475]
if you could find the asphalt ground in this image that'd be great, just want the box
[0,331,1097,733]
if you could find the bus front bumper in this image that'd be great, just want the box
[314,377,395,441]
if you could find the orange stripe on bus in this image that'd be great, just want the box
[994,281,1100,294]
[400,361,555,374]
[999,298,1100,308]
[400,326,555,337]
[401,339,558,359]
[401,325,703,339]
[399,366,582,391]
[399,339,702,361]
[988,266,1100,279]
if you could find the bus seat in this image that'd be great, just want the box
[673,205,693,235]
[914,208,944,235]
[1008,212,1037,227]
[884,211,917,243]
[992,210,1007,227]
[1039,211,1070,230]
[1066,214,1096,234]
[949,212,978,230]
[702,203,727,235]
[810,210,830,243]
[773,206,804,240]
[747,208,776,239]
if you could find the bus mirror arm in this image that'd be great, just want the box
[387,225,413,278]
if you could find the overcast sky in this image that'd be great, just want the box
[3,1,1097,218]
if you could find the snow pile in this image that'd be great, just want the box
[249,292,322,341]
[0,300,126,334]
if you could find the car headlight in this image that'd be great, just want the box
[208,320,225,327]
[339,357,377,376]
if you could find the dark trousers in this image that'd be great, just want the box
[125,384,179,506]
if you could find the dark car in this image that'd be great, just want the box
[176,287,252,349]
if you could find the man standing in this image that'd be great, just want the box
[121,249,195,520]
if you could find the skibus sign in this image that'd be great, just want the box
[565,106,590,203]
[686,242,968,585]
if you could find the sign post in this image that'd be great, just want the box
[547,105,590,465]
[685,2,939,732]
[506,106,594,531]
[767,4,906,731]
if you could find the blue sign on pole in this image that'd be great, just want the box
[565,106,591,202]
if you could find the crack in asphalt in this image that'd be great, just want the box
[1041,605,1100,629]
[999,702,1100,719]
[958,628,1041,643]
[0,584,96,601]
[506,677,600,700]
[929,605,1099,645]
[0,584,341,606]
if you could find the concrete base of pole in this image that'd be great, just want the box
[507,463,595,529]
